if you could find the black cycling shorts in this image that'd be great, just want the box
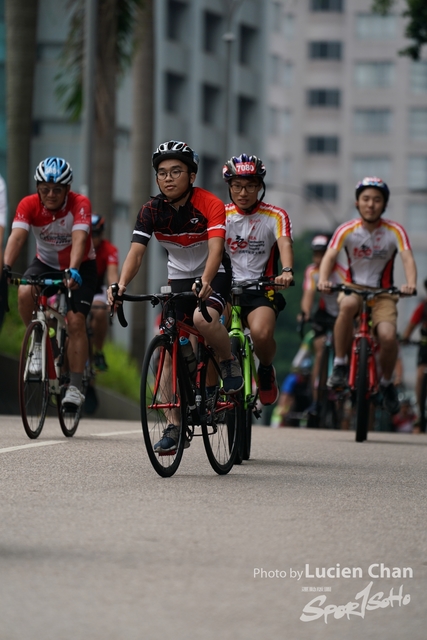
[23,257,97,317]
[311,308,336,337]
[417,345,427,366]
[237,288,286,324]
[169,272,231,325]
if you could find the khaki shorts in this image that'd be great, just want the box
[337,285,398,331]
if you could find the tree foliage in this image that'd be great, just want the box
[372,0,427,60]
[56,0,144,121]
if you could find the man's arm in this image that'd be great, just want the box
[317,247,340,291]
[106,262,119,287]
[400,249,417,295]
[3,227,29,268]
[197,236,224,301]
[300,288,315,319]
[275,236,294,288]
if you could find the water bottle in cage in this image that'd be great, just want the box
[179,336,197,380]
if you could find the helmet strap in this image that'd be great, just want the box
[161,182,193,206]
[229,182,265,214]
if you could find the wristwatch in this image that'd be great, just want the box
[282,267,294,274]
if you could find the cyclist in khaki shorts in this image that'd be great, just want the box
[318,177,417,415]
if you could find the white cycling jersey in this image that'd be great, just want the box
[329,218,411,288]
[303,262,347,317]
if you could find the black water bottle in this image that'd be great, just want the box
[179,336,196,380]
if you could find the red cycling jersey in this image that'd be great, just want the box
[95,239,119,292]
[12,191,95,270]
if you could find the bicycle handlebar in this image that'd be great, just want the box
[231,276,295,294]
[9,271,77,313]
[321,284,417,298]
[110,277,212,328]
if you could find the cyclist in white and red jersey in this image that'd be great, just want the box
[299,234,347,416]
[318,177,417,414]
[108,140,243,454]
[3,157,97,410]
[223,153,294,406]
[90,214,119,371]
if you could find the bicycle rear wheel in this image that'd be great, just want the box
[19,321,49,439]
[140,335,186,477]
[355,337,370,442]
[201,349,238,474]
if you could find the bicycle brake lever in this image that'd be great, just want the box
[110,283,128,327]
[194,277,212,323]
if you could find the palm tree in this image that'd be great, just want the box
[5,0,39,271]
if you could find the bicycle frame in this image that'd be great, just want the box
[347,298,379,395]
[228,303,259,414]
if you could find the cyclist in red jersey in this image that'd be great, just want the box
[318,177,417,415]
[108,140,243,453]
[401,278,427,428]
[3,157,97,410]
[90,214,119,371]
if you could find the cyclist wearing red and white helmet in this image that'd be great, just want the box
[3,156,97,410]
[223,153,294,406]
[90,214,119,371]
[318,177,417,414]
[109,141,243,452]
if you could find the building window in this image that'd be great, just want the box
[203,11,223,54]
[408,157,427,191]
[237,96,256,135]
[410,60,427,93]
[201,84,221,126]
[355,13,396,39]
[305,183,338,201]
[354,62,395,88]
[283,14,295,38]
[239,24,258,66]
[309,41,342,60]
[406,203,427,234]
[306,136,339,154]
[269,56,293,87]
[200,155,220,193]
[409,109,427,139]
[166,0,187,42]
[268,107,292,136]
[310,0,343,11]
[165,72,186,114]
[353,157,391,182]
[307,89,340,107]
[354,109,392,134]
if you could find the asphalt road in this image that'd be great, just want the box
[0,415,426,640]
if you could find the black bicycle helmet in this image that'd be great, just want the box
[152,141,199,174]
[355,176,390,211]
[222,154,266,182]
[34,157,73,184]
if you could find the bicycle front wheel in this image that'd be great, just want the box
[355,338,370,442]
[19,321,49,439]
[201,349,238,474]
[230,337,245,464]
[419,372,427,433]
[140,335,187,477]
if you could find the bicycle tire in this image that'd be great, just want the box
[317,343,330,429]
[57,360,90,437]
[230,337,245,464]
[140,334,186,477]
[201,348,238,474]
[19,321,49,439]
[243,406,252,460]
[419,372,427,433]
[355,337,370,442]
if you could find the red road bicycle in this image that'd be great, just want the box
[330,284,414,443]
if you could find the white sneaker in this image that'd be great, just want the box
[29,344,42,375]
[63,385,85,409]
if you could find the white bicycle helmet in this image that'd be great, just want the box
[34,157,73,184]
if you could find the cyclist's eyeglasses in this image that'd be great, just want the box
[156,169,188,180]
[230,183,259,194]
[38,186,66,196]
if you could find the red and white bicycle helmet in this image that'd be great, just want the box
[310,234,330,252]
[222,154,266,182]
[152,141,199,174]
[355,176,390,211]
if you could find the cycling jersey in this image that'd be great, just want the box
[225,200,292,281]
[132,187,227,279]
[12,192,95,269]
[303,262,347,317]
[409,301,427,337]
[95,239,119,293]
[329,218,411,288]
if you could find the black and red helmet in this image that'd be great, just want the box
[222,154,266,182]
[152,141,199,174]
